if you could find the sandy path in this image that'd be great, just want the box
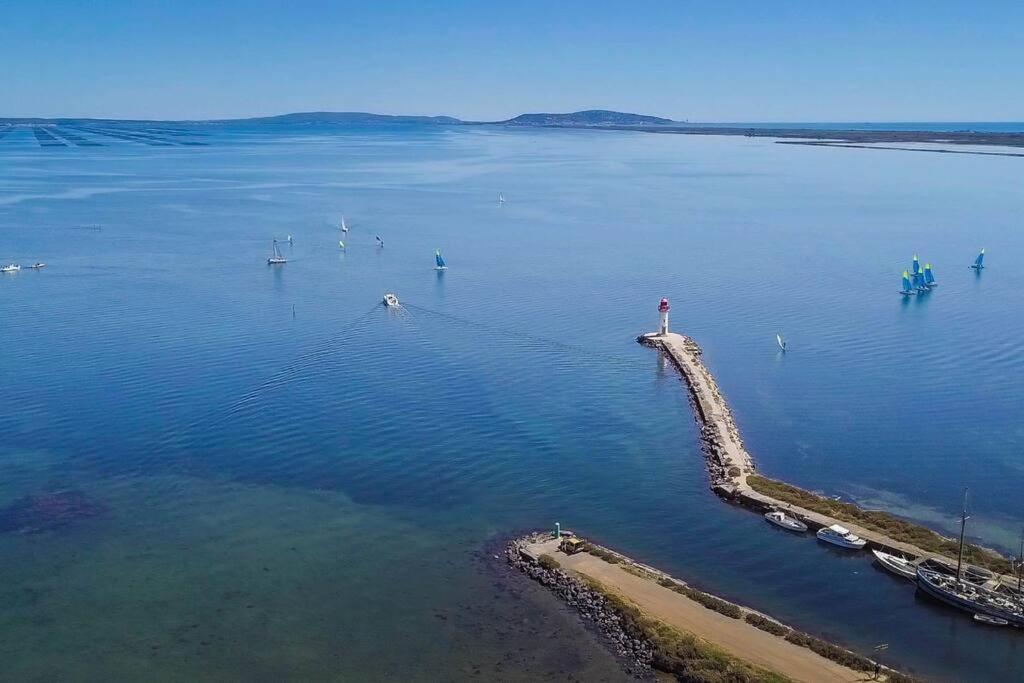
[553,549,868,683]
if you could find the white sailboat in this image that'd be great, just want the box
[267,239,286,265]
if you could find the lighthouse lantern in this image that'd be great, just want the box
[658,298,670,335]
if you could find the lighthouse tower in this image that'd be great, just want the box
[658,297,670,335]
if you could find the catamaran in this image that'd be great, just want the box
[923,263,937,287]
[970,248,985,270]
[913,270,929,293]
[1,263,20,273]
[267,239,286,265]
[900,271,915,296]
[911,254,922,278]
[434,249,447,271]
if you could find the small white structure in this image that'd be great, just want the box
[658,297,670,335]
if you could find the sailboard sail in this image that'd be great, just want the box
[340,215,348,233]
[971,248,985,270]
[435,249,447,270]
[375,235,383,247]
[924,263,936,286]
[498,192,505,204]
[776,334,786,352]
[901,270,914,296]
[338,240,346,250]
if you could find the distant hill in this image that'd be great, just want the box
[498,110,674,126]
[237,111,462,125]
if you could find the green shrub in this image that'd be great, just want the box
[744,613,790,637]
[658,580,743,619]
[537,554,559,571]
[583,578,790,683]
[784,630,874,672]
[747,476,1013,574]
[585,545,622,564]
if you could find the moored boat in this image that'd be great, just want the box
[764,510,807,533]
[816,524,867,550]
[917,567,1024,626]
[974,613,1009,626]
[872,549,917,580]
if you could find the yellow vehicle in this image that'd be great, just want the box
[559,537,585,555]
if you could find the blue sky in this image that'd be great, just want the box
[2,1,1021,121]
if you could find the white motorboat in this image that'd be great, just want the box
[267,239,287,265]
[764,510,807,533]
[29,262,46,269]
[382,292,400,308]
[1,263,21,273]
[974,613,1009,626]
[872,549,917,580]
[816,524,867,550]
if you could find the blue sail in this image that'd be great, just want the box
[912,255,921,276]
[435,249,446,268]
[924,263,935,285]
[913,271,928,291]
[901,271,913,294]
[973,248,985,268]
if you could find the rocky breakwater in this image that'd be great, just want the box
[637,332,754,491]
[505,535,654,678]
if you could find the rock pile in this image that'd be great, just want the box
[505,537,654,678]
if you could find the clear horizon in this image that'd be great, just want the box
[2,1,1022,121]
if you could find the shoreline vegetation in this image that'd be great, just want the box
[509,533,919,682]
[746,476,1014,574]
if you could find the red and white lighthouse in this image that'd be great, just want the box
[658,297,670,335]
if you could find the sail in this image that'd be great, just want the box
[902,271,912,292]
[912,255,921,275]
[273,240,282,259]
[975,249,985,267]
[435,249,446,268]
[341,215,347,232]
[339,240,345,250]
[913,271,927,290]
[776,334,785,351]
[924,263,935,285]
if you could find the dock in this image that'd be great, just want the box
[638,331,1015,587]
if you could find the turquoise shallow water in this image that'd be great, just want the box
[1,124,1023,681]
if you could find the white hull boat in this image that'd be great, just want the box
[764,510,807,533]
[816,524,867,550]
[267,239,286,265]
[1,264,20,273]
[382,292,400,308]
[872,549,917,580]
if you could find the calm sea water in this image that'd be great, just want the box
[1,124,1022,681]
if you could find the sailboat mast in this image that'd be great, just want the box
[956,487,969,586]
[1017,529,1023,596]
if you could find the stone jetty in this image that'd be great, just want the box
[637,330,1017,585]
